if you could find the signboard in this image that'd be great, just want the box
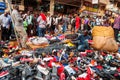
[85,6,98,13]
[0,2,6,13]
[92,0,98,4]
[19,5,24,11]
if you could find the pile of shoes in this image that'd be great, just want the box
[0,31,120,80]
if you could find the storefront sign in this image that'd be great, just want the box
[85,6,98,13]
[92,0,98,4]
[0,2,6,13]
[19,5,24,11]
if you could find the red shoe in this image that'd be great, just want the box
[0,71,9,78]
[86,50,93,53]
[88,40,93,44]
[80,52,87,57]
[117,67,120,72]
[60,73,65,80]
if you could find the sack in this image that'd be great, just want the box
[92,36,118,52]
[102,38,118,52]
[92,26,114,38]
[91,36,106,50]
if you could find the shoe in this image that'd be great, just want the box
[20,58,33,62]
[0,60,11,68]
[0,71,9,78]
[37,65,49,75]
[21,50,33,57]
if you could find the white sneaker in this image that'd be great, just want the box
[37,65,49,75]
[0,60,11,68]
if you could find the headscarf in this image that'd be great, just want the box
[40,13,46,21]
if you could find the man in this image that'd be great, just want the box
[62,15,68,33]
[95,16,102,26]
[77,30,91,51]
[113,13,120,42]
[37,11,47,37]
[0,10,11,41]
[46,12,52,34]
[75,14,81,33]
[11,5,28,48]
[26,11,33,37]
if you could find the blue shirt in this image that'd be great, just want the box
[77,34,91,45]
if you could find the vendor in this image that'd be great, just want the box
[77,30,91,51]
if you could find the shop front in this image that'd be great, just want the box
[80,0,107,17]
[41,0,81,14]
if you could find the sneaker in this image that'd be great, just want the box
[21,50,33,57]
[20,58,33,62]
[37,65,49,75]
[0,71,9,78]
[0,60,11,68]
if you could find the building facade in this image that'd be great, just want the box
[2,0,120,16]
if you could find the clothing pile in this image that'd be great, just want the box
[27,37,49,46]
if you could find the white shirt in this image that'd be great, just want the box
[0,14,11,28]
[47,16,52,26]
[96,18,101,25]
[26,15,33,25]
[37,16,46,28]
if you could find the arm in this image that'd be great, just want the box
[0,15,2,25]
[12,11,23,22]
[37,16,41,24]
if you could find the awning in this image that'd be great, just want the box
[45,0,83,7]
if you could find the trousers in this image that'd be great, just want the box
[15,27,28,48]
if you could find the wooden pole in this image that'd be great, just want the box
[50,0,55,16]
[6,0,21,48]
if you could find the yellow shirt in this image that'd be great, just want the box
[110,18,114,23]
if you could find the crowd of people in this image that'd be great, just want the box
[0,5,119,48]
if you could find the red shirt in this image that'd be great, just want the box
[75,16,81,28]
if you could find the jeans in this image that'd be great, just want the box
[113,28,119,42]
[78,41,89,51]
[62,24,67,33]
[37,27,45,37]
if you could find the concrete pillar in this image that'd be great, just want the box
[50,0,55,16]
